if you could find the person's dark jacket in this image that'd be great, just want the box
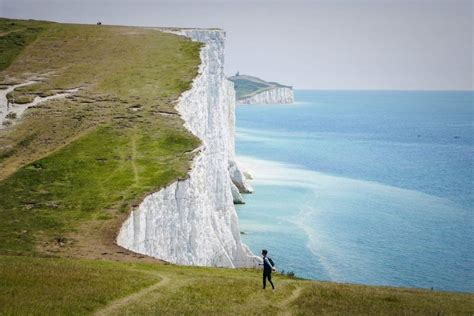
[263,256,273,273]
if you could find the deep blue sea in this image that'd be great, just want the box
[235,90,474,293]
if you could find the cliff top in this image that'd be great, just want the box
[0,17,201,259]
[228,73,292,100]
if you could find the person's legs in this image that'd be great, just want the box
[268,273,275,289]
[262,273,267,289]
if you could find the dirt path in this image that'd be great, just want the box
[130,133,139,186]
[0,28,26,37]
[278,284,303,316]
[94,274,170,316]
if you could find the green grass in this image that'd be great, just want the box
[1,255,472,315]
[292,282,474,315]
[0,19,49,72]
[0,256,160,315]
[0,125,198,254]
[0,19,201,255]
[228,75,290,99]
[230,77,270,99]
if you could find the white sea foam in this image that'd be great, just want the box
[237,155,470,283]
[238,155,464,207]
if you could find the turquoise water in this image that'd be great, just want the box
[235,90,473,293]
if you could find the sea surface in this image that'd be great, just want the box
[235,90,473,293]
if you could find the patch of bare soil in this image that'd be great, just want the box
[37,212,164,264]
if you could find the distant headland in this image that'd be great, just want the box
[228,73,294,104]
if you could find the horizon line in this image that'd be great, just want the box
[293,88,474,92]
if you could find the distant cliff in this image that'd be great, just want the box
[228,74,294,104]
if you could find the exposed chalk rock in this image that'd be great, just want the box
[238,87,294,104]
[117,29,258,268]
[243,171,253,180]
[231,182,245,204]
[229,160,253,193]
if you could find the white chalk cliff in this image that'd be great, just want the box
[117,29,257,268]
[238,87,294,104]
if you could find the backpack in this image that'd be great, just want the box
[268,257,275,267]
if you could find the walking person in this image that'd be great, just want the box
[261,249,275,290]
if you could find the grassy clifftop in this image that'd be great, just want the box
[0,18,472,315]
[228,74,292,100]
[0,18,201,258]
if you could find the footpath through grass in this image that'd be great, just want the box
[0,256,160,315]
[1,255,473,316]
[0,19,49,71]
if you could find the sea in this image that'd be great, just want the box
[235,90,473,293]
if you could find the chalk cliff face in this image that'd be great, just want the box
[117,29,256,268]
[238,87,294,104]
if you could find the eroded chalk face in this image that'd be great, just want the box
[238,87,294,105]
[117,29,258,268]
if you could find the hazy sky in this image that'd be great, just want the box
[1,0,472,90]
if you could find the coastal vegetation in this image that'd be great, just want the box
[0,19,49,71]
[1,255,472,315]
[0,18,201,258]
[228,73,291,100]
[0,18,472,315]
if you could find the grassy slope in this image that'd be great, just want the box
[0,256,160,315]
[0,18,472,315]
[1,256,472,315]
[0,18,200,257]
[231,78,269,99]
[0,19,49,72]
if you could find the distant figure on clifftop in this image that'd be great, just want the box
[260,249,275,290]
[97,21,102,25]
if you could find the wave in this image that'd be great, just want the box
[237,155,473,289]
[238,155,465,207]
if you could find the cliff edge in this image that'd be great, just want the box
[117,29,257,268]
[228,74,294,104]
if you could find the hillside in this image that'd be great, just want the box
[0,18,472,315]
[227,74,289,99]
[0,18,202,260]
[0,255,472,315]
[228,74,294,104]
